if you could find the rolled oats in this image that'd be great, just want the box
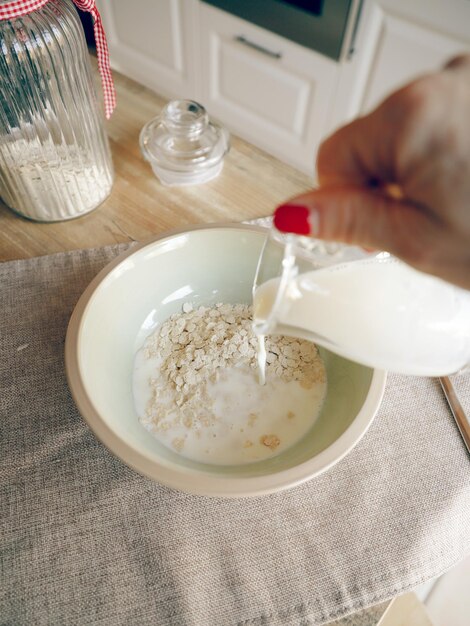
[140,303,326,450]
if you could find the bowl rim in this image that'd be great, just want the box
[65,223,387,498]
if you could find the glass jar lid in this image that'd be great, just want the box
[140,100,230,186]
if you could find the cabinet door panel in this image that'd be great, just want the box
[200,4,339,173]
[97,0,199,99]
[110,0,180,70]
[217,38,311,136]
[361,9,469,112]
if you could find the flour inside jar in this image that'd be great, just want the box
[133,303,326,465]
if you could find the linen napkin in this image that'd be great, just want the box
[1,242,469,626]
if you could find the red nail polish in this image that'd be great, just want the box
[273,204,311,235]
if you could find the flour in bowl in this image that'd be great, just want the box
[133,303,326,465]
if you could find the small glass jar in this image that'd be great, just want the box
[140,100,230,186]
[0,0,114,221]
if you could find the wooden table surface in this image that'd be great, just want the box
[0,61,313,263]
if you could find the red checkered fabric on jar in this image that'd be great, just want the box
[0,0,116,118]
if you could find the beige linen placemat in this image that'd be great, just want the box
[1,242,469,626]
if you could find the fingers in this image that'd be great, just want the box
[315,116,381,187]
[315,63,457,191]
[283,54,470,289]
[274,187,427,250]
[273,187,470,289]
[316,53,470,192]
[444,53,470,72]
[316,93,406,188]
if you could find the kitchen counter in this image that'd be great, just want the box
[0,59,314,262]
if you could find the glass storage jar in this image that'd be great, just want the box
[0,0,114,221]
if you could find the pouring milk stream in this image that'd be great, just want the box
[252,231,470,377]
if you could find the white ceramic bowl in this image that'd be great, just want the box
[65,225,386,497]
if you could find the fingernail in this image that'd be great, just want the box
[273,204,312,235]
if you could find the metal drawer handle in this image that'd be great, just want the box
[235,35,282,59]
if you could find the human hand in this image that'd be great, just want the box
[273,55,470,289]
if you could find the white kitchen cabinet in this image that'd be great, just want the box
[328,0,470,130]
[199,3,339,174]
[96,0,200,101]
[96,0,470,175]
[362,18,464,113]
[359,0,470,113]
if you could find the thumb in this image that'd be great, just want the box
[273,186,443,272]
